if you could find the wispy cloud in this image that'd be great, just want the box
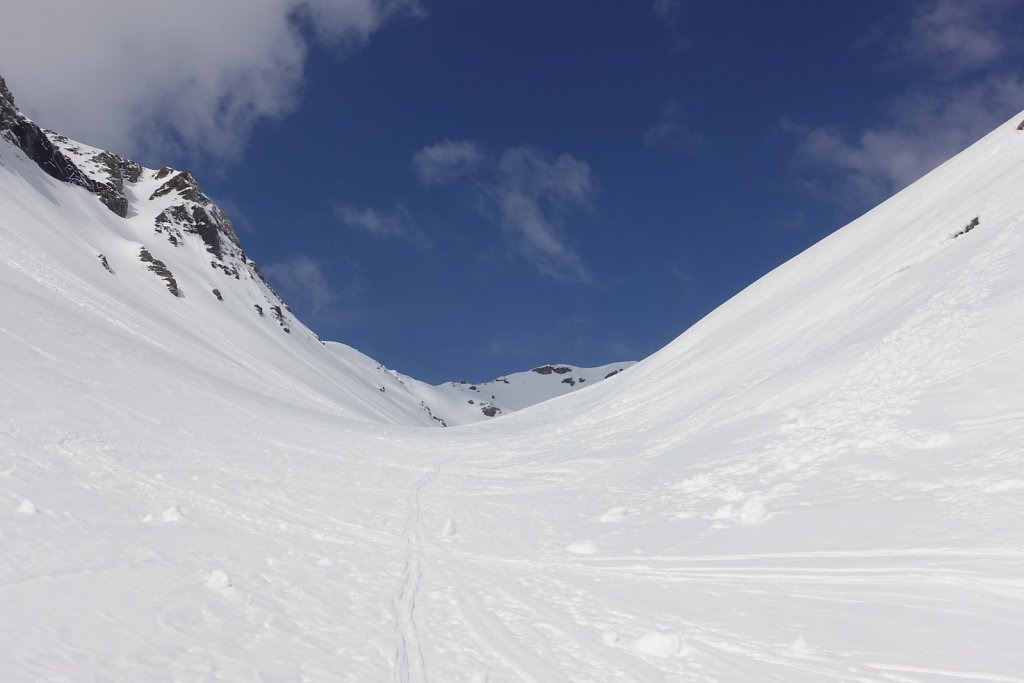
[0,0,420,163]
[414,141,596,282]
[786,1,1024,205]
[334,203,428,246]
[643,100,701,149]
[264,254,343,318]
[788,76,1024,203]
[412,139,484,185]
[894,0,1013,76]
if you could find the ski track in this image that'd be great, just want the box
[392,454,458,682]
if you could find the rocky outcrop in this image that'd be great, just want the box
[952,216,980,239]
[0,77,97,199]
[139,247,180,297]
[1,75,294,337]
[532,365,572,375]
[150,170,241,262]
[0,75,135,217]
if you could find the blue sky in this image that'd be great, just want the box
[4,0,1024,383]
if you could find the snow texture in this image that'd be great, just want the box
[2,97,1024,681]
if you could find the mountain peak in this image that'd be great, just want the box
[0,75,15,110]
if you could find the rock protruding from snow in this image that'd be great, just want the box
[138,247,180,297]
[433,361,634,421]
[0,76,99,205]
[149,170,241,261]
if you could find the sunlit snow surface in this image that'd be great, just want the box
[2,112,1024,681]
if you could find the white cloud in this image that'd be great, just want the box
[412,139,483,185]
[335,203,428,245]
[263,255,337,317]
[790,75,1024,202]
[643,100,700,148]
[415,141,596,281]
[0,0,419,162]
[897,0,1012,75]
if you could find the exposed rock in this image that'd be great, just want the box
[97,253,114,274]
[90,150,142,217]
[952,216,980,239]
[561,377,576,386]
[138,247,180,297]
[480,403,500,418]
[1018,119,1024,131]
[419,401,448,427]
[269,304,291,333]
[1,75,131,217]
[254,304,265,317]
[1,77,95,196]
[605,368,624,379]
[212,288,222,301]
[532,365,573,375]
[0,76,14,109]
[150,171,240,261]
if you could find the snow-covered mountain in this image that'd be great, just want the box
[0,76,628,429]
[435,361,634,419]
[2,71,1024,681]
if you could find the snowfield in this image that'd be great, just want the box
[2,102,1024,681]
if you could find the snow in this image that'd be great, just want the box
[1,109,1024,681]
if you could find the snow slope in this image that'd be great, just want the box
[0,77,628,430]
[434,361,634,420]
[2,84,1024,682]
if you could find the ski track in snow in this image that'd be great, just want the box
[393,455,453,683]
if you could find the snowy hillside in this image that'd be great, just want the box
[434,361,634,420]
[3,64,1024,683]
[0,76,627,430]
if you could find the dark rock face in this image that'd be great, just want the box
[2,74,294,341]
[150,171,241,261]
[531,365,573,375]
[0,77,14,108]
[1,75,131,217]
[1018,119,1024,131]
[604,368,624,379]
[92,150,142,217]
[480,403,500,418]
[1,78,96,196]
[269,304,291,333]
[97,253,114,274]
[561,377,576,386]
[953,216,980,239]
[139,247,180,297]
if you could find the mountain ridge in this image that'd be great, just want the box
[0,74,632,427]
